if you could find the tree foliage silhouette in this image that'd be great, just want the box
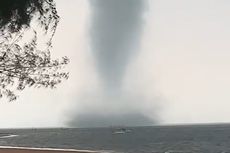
[0,0,69,101]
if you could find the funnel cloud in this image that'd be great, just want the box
[90,0,145,89]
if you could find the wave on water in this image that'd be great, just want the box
[0,134,18,139]
[0,146,100,153]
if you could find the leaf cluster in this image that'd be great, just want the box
[0,30,69,101]
[0,0,59,33]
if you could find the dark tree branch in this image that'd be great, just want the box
[0,0,69,101]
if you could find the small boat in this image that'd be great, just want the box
[113,128,131,134]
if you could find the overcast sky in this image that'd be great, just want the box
[0,0,230,128]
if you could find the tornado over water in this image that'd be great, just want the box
[68,0,156,127]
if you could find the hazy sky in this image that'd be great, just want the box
[0,0,230,128]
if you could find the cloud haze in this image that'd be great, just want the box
[2,0,230,128]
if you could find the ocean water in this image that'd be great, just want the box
[0,124,230,153]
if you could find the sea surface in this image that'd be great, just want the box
[0,124,230,153]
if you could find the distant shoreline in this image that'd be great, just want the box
[1,122,230,129]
